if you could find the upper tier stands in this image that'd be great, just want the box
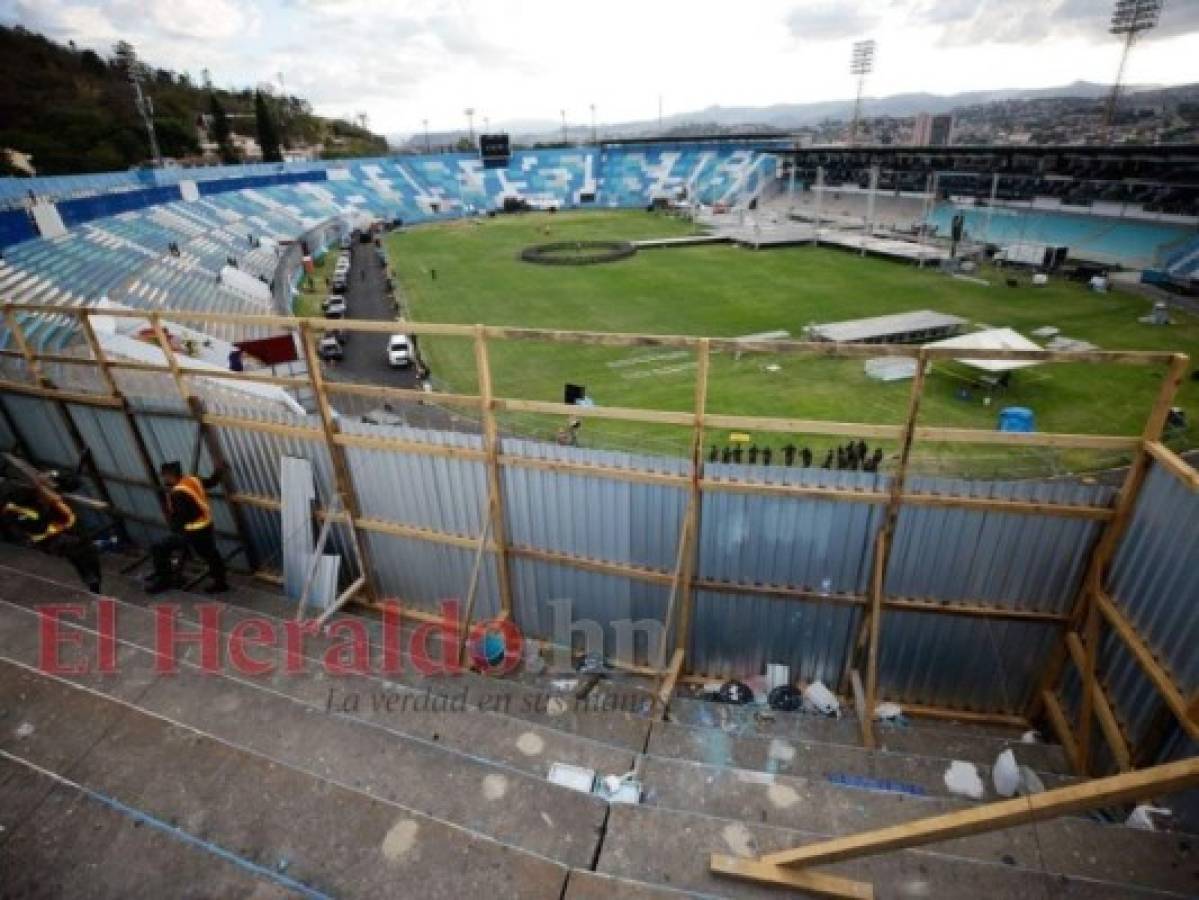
[0,142,1193,354]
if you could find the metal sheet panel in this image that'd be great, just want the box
[502,439,688,571]
[342,420,487,537]
[699,465,885,593]
[0,394,78,466]
[1106,463,1199,693]
[888,476,1112,611]
[281,456,315,601]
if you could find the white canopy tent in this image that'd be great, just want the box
[923,327,1044,373]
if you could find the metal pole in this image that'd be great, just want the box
[985,171,999,244]
[862,165,879,257]
[813,165,824,246]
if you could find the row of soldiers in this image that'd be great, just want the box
[708,440,885,472]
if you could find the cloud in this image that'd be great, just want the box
[905,0,1199,46]
[785,2,880,42]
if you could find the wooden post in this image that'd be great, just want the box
[3,307,127,540]
[1075,598,1102,773]
[457,515,493,667]
[845,351,927,701]
[473,326,514,618]
[675,338,709,660]
[299,323,380,605]
[1029,353,1190,720]
[187,395,259,570]
[1065,631,1131,771]
[148,312,191,402]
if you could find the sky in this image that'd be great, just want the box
[2,0,1198,136]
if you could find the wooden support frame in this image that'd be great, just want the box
[298,323,381,606]
[1065,631,1132,771]
[1145,440,1199,491]
[1030,353,1190,724]
[710,756,1199,890]
[473,326,514,619]
[675,338,709,660]
[1,302,1195,730]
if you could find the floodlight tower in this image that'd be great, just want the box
[464,108,476,143]
[422,119,431,152]
[561,109,568,144]
[848,39,876,147]
[114,42,162,167]
[590,103,597,143]
[1104,0,1163,141]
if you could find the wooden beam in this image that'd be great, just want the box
[147,312,191,401]
[0,303,1173,364]
[912,426,1138,451]
[1076,597,1102,774]
[1145,440,1199,491]
[1029,353,1190,720]
[1065,631,1132,771]
[202,413,324,442]
[298,323,380,605]
[473,327,514,618]
[77,314,120,398]
[709,854,873,899]
[3,306,46,386]
[850,668,874,749]
[1041,689,1081,772]
[456,516,492,667]
[751,756,1199,870]
[657,647,685,715]
[676,339,708,659]
[657,505,693,666]
[1096,591,1199,741]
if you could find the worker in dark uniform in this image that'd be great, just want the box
[1,482,101,594]
[147,461,228,594]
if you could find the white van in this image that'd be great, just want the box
[387,334,412,368]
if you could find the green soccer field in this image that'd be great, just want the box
[386,210,1199,476]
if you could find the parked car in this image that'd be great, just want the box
[331,273,348,292]
[339,234,352,250]
[387,334,413,368]
[324,296,347,317]
[318,334,344,360]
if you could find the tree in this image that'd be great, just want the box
[209,93,239,164]
[254,91,282,161]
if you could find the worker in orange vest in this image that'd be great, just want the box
[1,481,102,594]
[146,461,228,594]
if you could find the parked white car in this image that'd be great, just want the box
[387,334,412,368]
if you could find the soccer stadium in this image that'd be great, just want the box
[0,4,1197,898]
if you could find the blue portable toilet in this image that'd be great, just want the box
[998,407,1035,433]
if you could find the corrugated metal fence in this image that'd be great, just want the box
[4,389,1194,726]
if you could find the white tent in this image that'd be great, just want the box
[923,327,1043,373]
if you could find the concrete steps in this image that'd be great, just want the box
[0,660,568,898]
[0,544,1194,898]
[599,804,1195,899]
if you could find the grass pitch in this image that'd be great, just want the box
[387,210,1198,476]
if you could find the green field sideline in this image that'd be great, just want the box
[387,210,1198,477]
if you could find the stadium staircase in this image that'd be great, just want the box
[0,543,1193,898]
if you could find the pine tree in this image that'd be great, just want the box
[209,93,239,164]
[254,91,282,162]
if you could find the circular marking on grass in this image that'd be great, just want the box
[520,240,637,265]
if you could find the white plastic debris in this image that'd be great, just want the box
[547,763,595,794]
[549,678,578,692]
[1126,804,1170,832]
[943,760,985,800]
[597,773,642,805]
[14,722,33,739]
[873,702,904,721]
[802,681,841,717]
[992,749,1020,798]
[1020,730,1041,744]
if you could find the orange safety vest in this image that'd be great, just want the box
[4,496,75,542]
[169,476,212,531]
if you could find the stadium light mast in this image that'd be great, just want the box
[561,109,568,145]
[422,119,431,153]
[590,103,597,144]
[114,41,162,168]
[1104,0,1162,142]
[848,39,876,147]
[464,108,476,144]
